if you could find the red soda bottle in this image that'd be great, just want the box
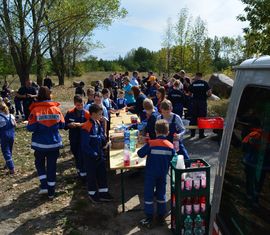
[200,196,206,213]
[172,193,176,208]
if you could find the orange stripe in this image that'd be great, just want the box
[81,120,92,132]
[149,139,174,149]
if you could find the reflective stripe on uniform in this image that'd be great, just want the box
[47,181,56,186]
[144,201,154,205]
[156,200,166,203]
[150,149,172,155]
[99,188,108,192]
[80,172,87,177]
[39,175,47,180]
[32,141,62,149]
[88,191,96,195]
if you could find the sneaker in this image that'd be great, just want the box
[9,169,15,175]
[199,134,207,139]
[48,195,54,201]
[38,189,48,195]
[99,192,114,202]
[89,193,101,203]
[139,217,153,229]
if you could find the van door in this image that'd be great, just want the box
[216,85,270,234]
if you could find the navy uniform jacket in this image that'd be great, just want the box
[80,119,106,158]
[189,80,210,100]
[137,136,175,177]
[145,111,159,139]
[65,108,90,143]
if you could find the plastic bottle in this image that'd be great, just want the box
[192,162,200,190]
[193,196,200,214]
[130,129,137,152]
[123,144,130,167]
[194,215,203,235]
[185,173,193,191]
[181,198,186,214]
[200,163,207,188]
[200,196,206,213]
[185,197,192,215]
[124,128,130,148]
[183,215,193,235]
[172,193,176,208]
[173,133,179,152]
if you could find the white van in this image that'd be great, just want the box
[210,56,270,235]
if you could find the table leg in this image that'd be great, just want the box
[121,169,125,212]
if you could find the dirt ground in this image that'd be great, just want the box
[0,94,220,235]
[0,125,219,235]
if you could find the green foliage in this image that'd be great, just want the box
[238,0,270,56]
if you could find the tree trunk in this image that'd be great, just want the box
[36,42,43,86]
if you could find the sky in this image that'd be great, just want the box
[91,0,248,60]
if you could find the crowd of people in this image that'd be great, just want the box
[0,70,213,229]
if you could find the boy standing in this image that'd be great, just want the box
[137,119,175,228]
[65,95,90,179]
[158,100,190,160]
[142,98,159,140]
[81,104,113,203]
[116,90,127,110]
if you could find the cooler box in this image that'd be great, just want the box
[197,117,224,129]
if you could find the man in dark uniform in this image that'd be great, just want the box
[43,75,53,90]
[16,79,37,120]
[189,72,212,138]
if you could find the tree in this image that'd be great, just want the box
[190,17,208,72]
[238,0,270,56]
[175,8,192,70]
[162,17,174,77]
[45,0,126,85]
[0,0,48,85]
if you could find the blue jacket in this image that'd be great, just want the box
[81,118,106,158]
[0,113,15,139]
[27,101,65,151]
[145,111,159,139]
[137,136,175,177]
[65,108,90,143]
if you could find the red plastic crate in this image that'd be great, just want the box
[197,117,224,129]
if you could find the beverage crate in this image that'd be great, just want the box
[171,158,211,235]
[197,117,224,129]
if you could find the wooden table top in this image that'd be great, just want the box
[109,111,146,170]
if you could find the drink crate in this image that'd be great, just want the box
[171,158,211,235]
[197,117,224,129]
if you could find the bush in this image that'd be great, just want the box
[208,99,229,117]
[72,64,84,77]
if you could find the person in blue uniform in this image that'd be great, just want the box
[167,80,185,117]
[137,119,175,228]
[142,98,159,140]
[188,72,212,138]
[81,104,113,203]
[65,95,90,180]
[16,79,37,120]
[27,86,65,199]
[158,99,190,160]
[0,102,16,174]
[116,90,127,110]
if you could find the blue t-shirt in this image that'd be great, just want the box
[123,83,135,104]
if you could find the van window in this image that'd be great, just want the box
[219,86,270,234]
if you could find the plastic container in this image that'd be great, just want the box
[170,158,211,235]
[197,117,224,129]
